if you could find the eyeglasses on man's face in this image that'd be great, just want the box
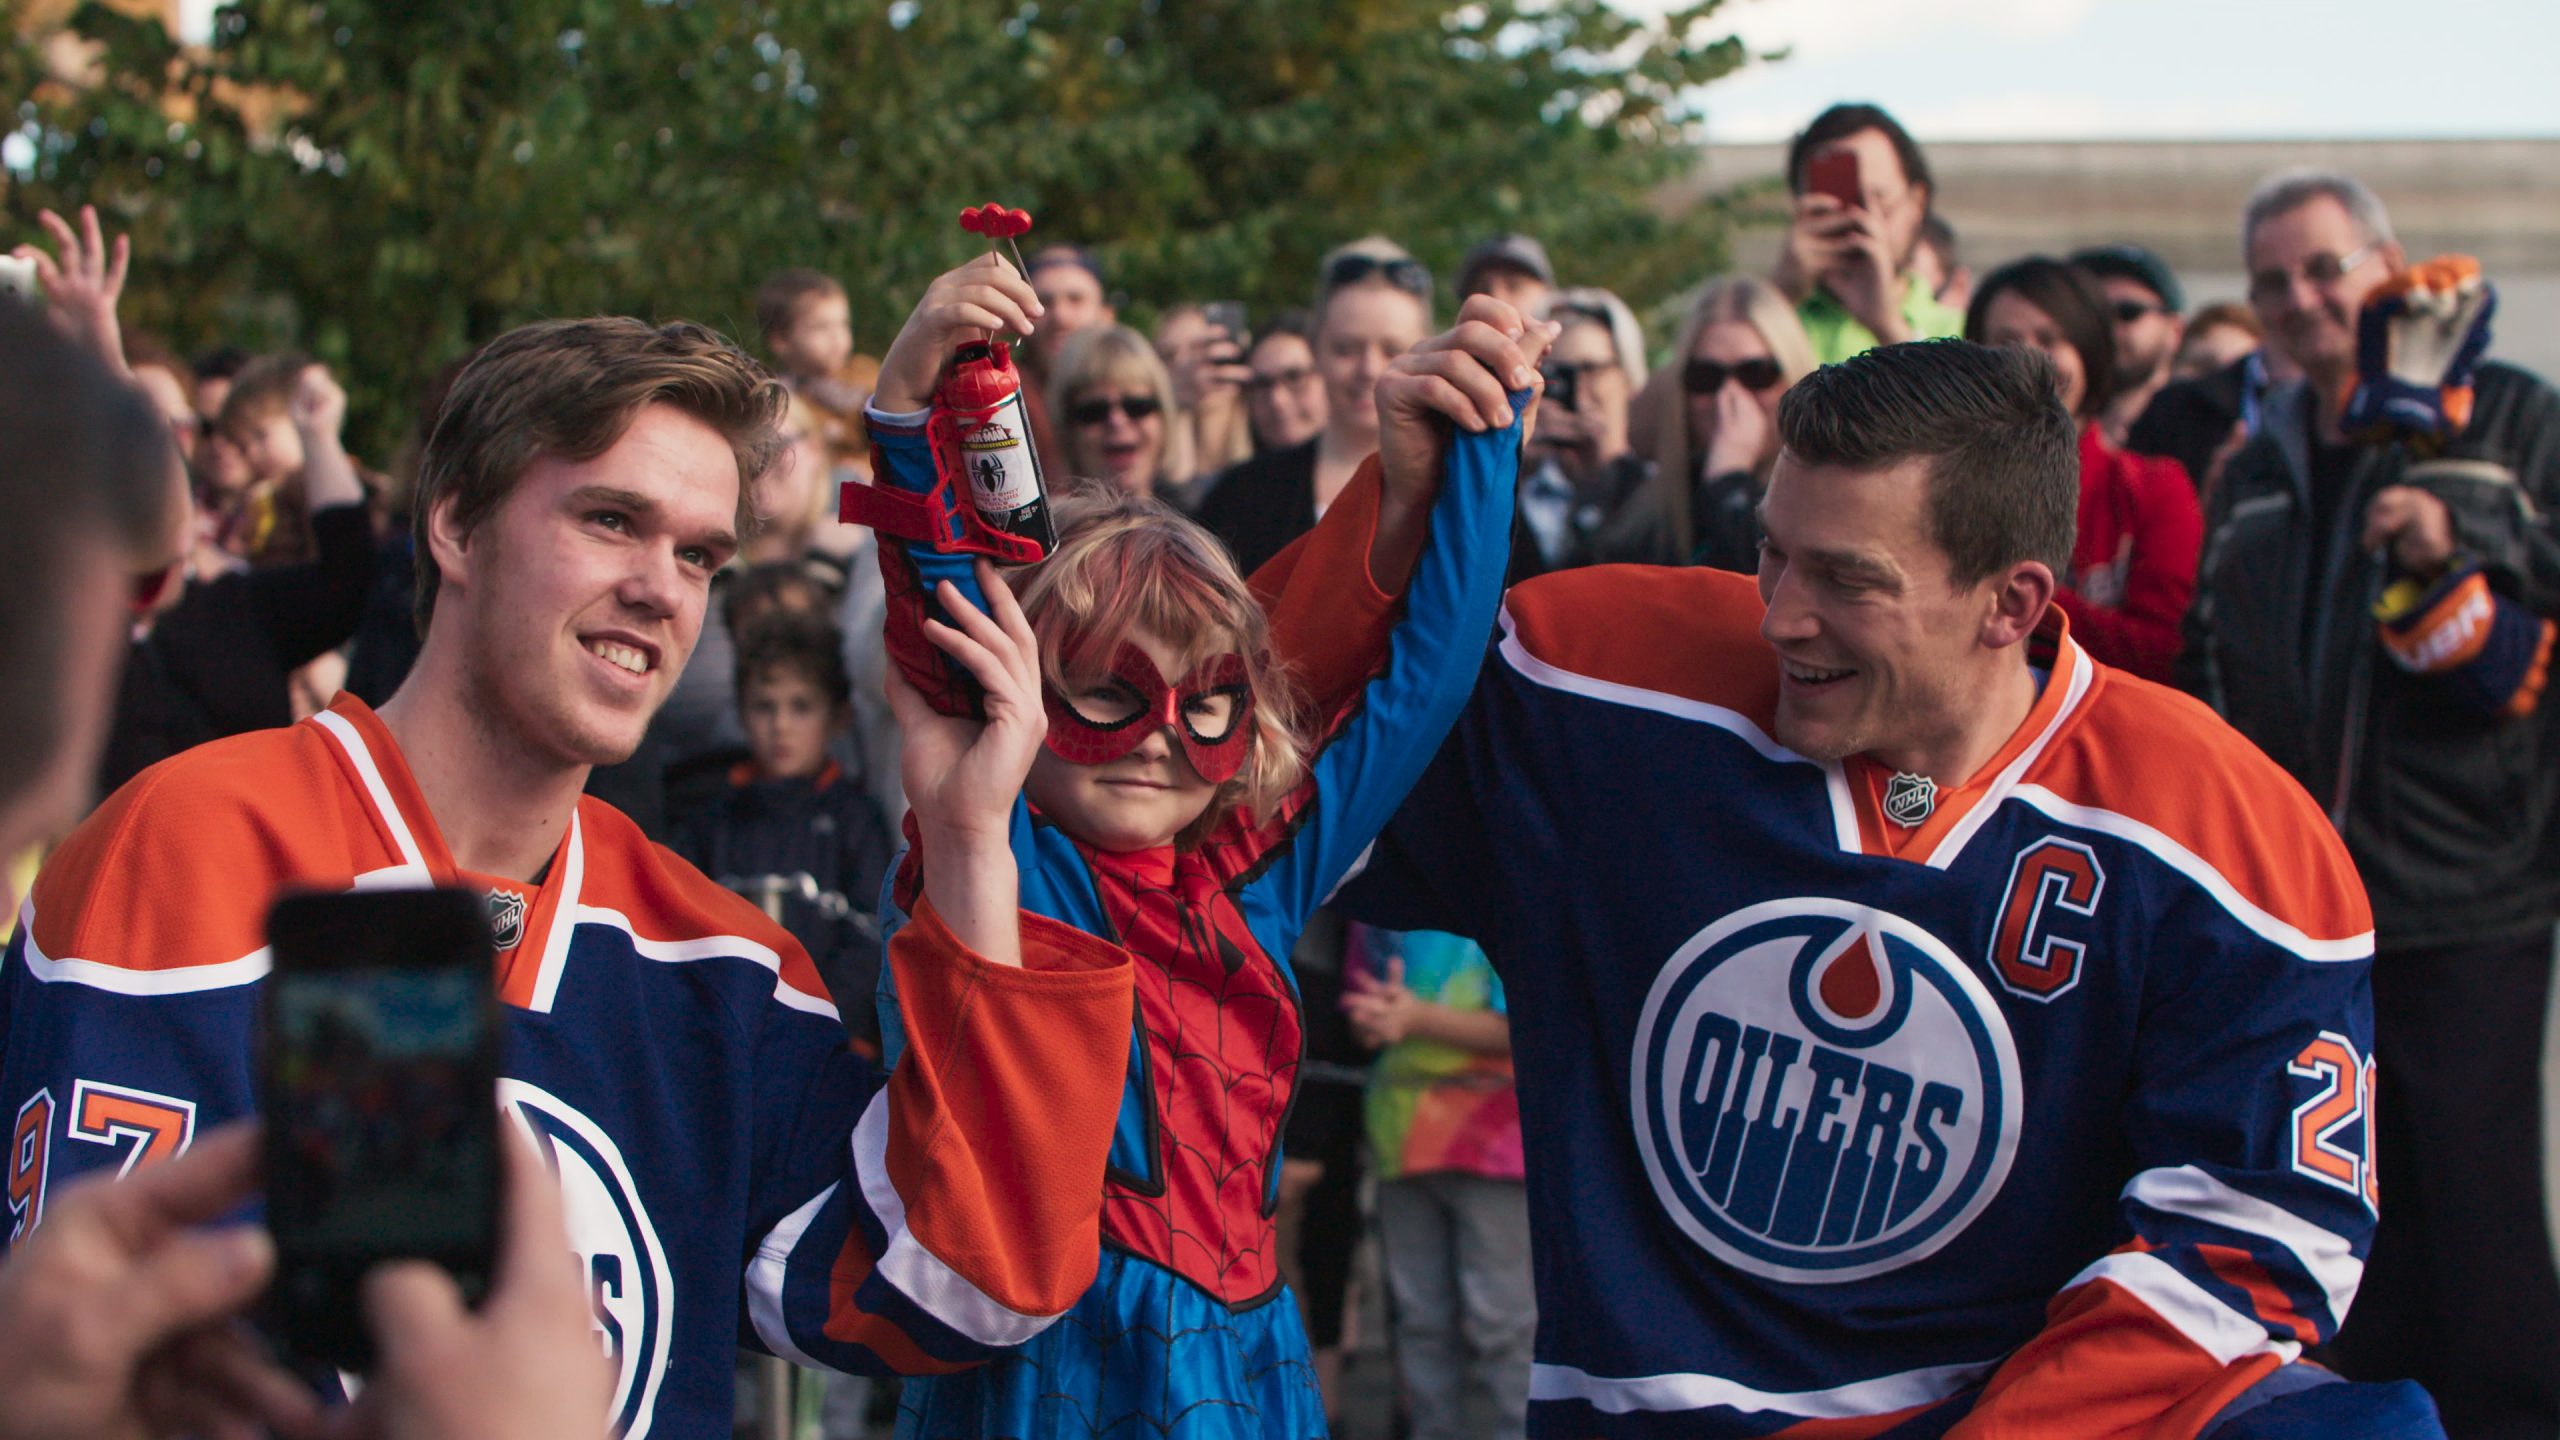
[2247,245,2379,304]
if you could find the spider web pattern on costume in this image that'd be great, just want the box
[896,1250,1326,1439]
[1092,852,1304,1305]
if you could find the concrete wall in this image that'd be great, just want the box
[1689,139,2560,380]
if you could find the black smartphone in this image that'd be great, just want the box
[1542,359,1579,415]
[1204,299,1250,350]
[260,887,503,1373]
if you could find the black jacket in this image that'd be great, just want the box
[2128,355,2259,491]
[672,765,893,1049]
[1194,439,1319,578]
[101,504,377,795]
[2180,362,2560,951]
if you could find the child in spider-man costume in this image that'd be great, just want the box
[850,256,1551,1439]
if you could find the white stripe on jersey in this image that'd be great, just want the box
[577,900,837,1020]
[1494,607,1863,852]
[312,708,427,869]
[2063,1251,2304,1366]
[2124,1165,2363,1327]
[17,897,272,994]
[2009,785,2374,962]
[1530,1354,1997,1420]
[850,1090,1059,1346]
[746,1182,836,1371]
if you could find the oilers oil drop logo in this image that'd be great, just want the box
[501,1080,676,1439]
[1631,899,2021,1283]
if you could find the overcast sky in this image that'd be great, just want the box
[175,0,2559,142]
[1667,0,2560,142]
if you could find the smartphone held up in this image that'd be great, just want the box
[259,886,503,1372]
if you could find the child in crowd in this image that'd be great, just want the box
[758,266,878,464]
[674,611,894,1053]
[861,253,1541,1439]
[212,353,323,566]
[1343,927,1533,1440]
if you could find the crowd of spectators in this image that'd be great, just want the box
[4,93,2557,1440]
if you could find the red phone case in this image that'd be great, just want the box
[1808,150,1864,209]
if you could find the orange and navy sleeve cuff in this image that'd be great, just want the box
[2375,563,2554,717]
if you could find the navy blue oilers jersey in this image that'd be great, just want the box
[0,696,1133,1438]
[1336,566,2378,1439]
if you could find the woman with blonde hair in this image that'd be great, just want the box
[1049,323,1195,503]
[1599,275,1818,570]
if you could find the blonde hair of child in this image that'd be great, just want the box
[1011,479,1310,843]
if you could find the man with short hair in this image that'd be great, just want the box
[1024,243,1115,371]
[1773,103,1964,363]
[2182,168,2560,1439]
[2073,242,2188,447]
[0,315,1136,1437]
[0,221,620,1440]
[1308,339,2432,1436]
[1458,233,1557,318]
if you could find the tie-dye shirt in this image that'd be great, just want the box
[1351,926,1524,1182]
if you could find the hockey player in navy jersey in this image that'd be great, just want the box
[0,315,1137,1438]
[1314,341,2444,1439]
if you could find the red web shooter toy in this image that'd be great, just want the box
[838,203,1057,563]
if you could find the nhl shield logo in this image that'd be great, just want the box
[485,887,527,951]
[1881,771,1938,827]
[1630,898,2022,1284]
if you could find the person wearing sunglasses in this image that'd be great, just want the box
[1196,238,1434,577]
[2070,243,2188,448]
[1597,276,1815,573]
[2180,169,2560,1440]
[1965,256,2201,684]
[1049,323,1191,504]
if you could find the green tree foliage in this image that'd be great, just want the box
[6,0,1749,458]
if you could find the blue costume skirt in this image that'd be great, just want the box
[897,1247,1327,1439]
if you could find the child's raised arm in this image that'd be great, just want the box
[881,558,1046,967]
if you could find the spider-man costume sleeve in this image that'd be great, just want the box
[862,403,1522,1439]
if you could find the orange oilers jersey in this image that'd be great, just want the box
[0,695,1132,1438]
[1336,564,2379,1440]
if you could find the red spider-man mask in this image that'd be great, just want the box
[1043,642,1255,784]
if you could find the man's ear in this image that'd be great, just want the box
[424,491,476,601]
[1981,560,2056,651]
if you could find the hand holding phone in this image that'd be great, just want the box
[260,887,502,1373]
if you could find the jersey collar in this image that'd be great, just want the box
[308,693,587,1011]
[1836,608,2097,866]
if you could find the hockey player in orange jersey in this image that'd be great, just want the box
[0,315,1135,1437]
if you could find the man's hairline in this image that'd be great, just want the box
[1765,444,2034,594]
[2241,189,2384,270]
[418,399,757,635]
